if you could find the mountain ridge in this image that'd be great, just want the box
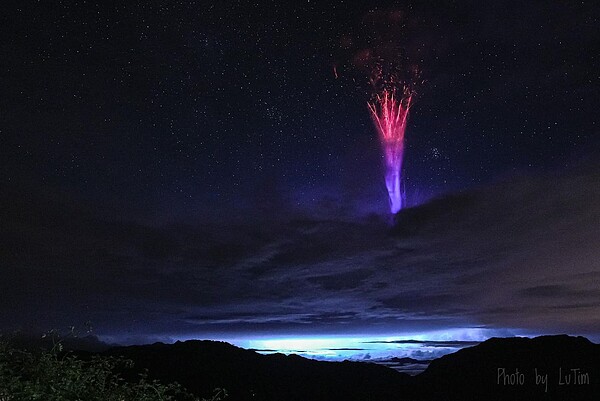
[97,335,598,401]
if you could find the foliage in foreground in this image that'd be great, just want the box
[0,340,226,401]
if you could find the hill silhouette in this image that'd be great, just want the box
[417,335,599,400]
[104,340,412,401]
[96,335,598,401]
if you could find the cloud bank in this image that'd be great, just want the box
[1,168,598,341]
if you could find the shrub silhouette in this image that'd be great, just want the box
[0,339,225,401]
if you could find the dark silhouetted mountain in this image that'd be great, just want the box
[103,340,413,401]
[416,335,600,400]
[96,335,598,401]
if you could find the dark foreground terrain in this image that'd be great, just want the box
[99,335,598,401]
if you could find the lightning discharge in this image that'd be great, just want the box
[333,10,420,214]
[368,83,413,214]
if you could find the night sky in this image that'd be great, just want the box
[1,1,599,344]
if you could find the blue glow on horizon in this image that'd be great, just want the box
[99,327,539,365]
[173,327,530,362]
[229,329,485,360]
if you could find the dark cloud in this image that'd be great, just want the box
[1,167,599,339]
[520,285,574,299]
[307,269,374,291]
[364,340,481,348]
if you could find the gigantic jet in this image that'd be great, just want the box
[368,83,413,214]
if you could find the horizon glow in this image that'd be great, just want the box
[225,327,522,362]
[114,327,529,364]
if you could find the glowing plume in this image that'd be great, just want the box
[368,87,413,214]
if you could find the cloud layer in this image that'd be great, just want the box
[1,168,599,341]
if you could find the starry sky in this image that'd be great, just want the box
[1,1,599,343]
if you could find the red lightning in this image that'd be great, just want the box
[367,86,413,213]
